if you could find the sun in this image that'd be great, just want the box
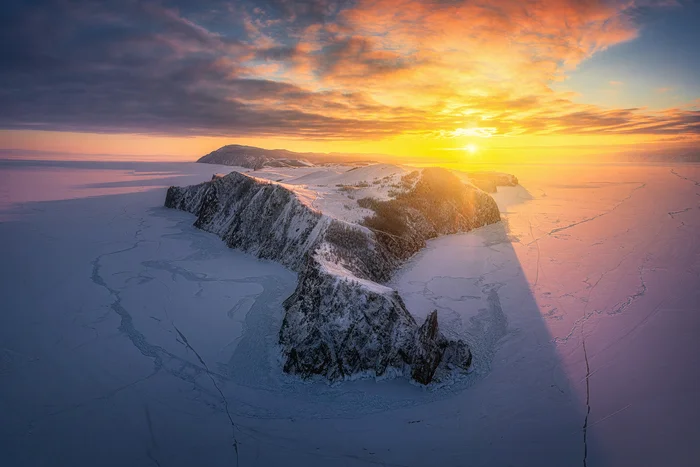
[465,143,478,154]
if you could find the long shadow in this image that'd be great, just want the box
[376,204,599,467]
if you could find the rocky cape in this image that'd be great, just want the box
[165,167,502,384]
[198,144,379,169]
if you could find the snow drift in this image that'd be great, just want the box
[165,167,501,384]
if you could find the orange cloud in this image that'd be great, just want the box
[242,0,698,142]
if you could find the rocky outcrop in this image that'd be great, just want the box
[357,167,501,266]
[467,171,519,193]
[165,172,327,271]
[412,311,472,384]
[165,167,502,384]
[279,254,416,380]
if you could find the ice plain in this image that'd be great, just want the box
[1,158,699,467]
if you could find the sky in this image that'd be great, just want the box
[1,0,699,163]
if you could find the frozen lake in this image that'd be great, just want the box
[1,159,698,466]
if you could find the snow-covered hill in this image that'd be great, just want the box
[198,145,316,169]
[197,144,381,169]
[165,166,501,383]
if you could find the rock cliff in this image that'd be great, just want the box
[165,167,501,383]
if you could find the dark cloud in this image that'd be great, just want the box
[254,45,301,61]
[314,36,417,79]
[0,0,411,138]
[0,0,698,139]
[522,106,700,135]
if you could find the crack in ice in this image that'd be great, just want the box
[88,217,233,397]
[607,266,647,316]
[670,168,700,187]
[173,325,240,466]
[581,336,591,467]
[144,405,162,467]
[553,249,644,345]
[527,182,646,245]
[668,207,692,218]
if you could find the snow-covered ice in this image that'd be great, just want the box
[1,158,699,466]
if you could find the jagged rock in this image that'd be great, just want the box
[411,311,444,384]
[279,257,416,379]
[165,166,502,384]
[410,311,473,384]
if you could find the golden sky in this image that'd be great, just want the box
[1,0,698,162]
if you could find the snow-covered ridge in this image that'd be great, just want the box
[165,167,502,384]
[166,171,326,270]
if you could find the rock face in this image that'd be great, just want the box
[358,167,501,265]
[165,173,327,271]
[165,167,501,384]
[411,311,472,384]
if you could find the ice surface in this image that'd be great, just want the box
[1,158,699,466]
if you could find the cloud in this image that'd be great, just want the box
[610,81,624,86]
[0,0,697,141]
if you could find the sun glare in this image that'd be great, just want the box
[465,143,478,154]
